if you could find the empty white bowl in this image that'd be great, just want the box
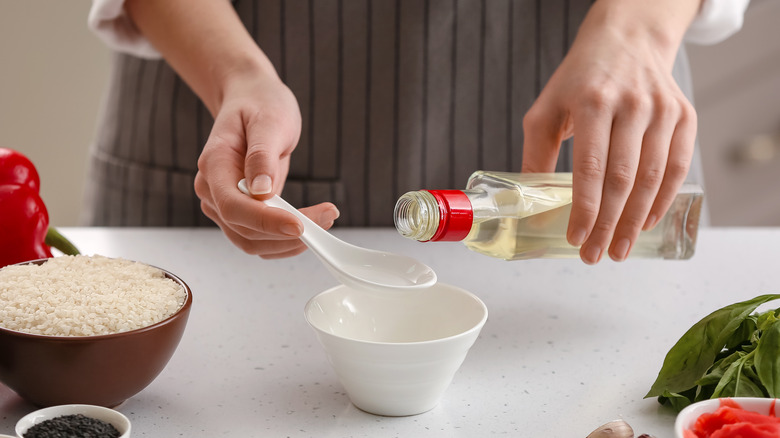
[675,397,780,437]
[305,282,488,416]
[16,404,131,437]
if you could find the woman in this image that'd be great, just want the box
[85,0,748,263]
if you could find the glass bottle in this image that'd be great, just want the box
[393,171,704,260]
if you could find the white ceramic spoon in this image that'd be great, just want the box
[238,179,437,292]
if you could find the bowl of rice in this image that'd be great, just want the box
[0,255,192,408]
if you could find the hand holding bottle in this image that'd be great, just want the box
[521,0,701,264]
[394,172,702,261]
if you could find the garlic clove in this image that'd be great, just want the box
[586,420,634,438]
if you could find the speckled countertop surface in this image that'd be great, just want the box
[0,227,777,437]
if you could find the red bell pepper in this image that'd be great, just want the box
[0,148,78,268]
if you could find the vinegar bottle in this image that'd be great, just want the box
[393,171,704,260]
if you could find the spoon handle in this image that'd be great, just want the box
[264,195,328,245]
[236,179,330,250]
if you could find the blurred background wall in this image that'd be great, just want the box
[688,0,780,226]
[0,1,109,227]
[1,0,778,227]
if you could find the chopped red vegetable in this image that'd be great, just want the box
[685,399,780,438]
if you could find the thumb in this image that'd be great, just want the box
[243,116,298,198]
[521,98,570,173]
[244,151,279,197]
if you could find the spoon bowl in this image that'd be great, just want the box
[238,179,436,292]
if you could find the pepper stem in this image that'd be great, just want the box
[45,227,80,256]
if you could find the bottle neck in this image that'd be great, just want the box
[394,190,474,242]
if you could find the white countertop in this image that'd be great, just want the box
[1,227,778,437]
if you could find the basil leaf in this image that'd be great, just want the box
[741,366,769,397]
[712,352,755,398]
[757,310,780,332]
[659,391,694,412]
[725,316,757,350]
[646,294,780,398]
[728,371,766,397]
[738,375,766,397]
[755,319,780,397]
[697,351,742,388]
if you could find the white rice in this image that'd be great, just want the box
[0,255,186,336]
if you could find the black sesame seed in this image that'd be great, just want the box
[23,413,121,438]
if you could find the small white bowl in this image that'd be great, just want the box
[16,404,131,437]
[305,282,488,416]
[675,397,780,437]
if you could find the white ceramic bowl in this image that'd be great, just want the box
[675,397,780,437]
[16,404,131,437]
[305,282,488,416]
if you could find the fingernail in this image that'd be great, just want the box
[643,215,657,231]
[250,174,273,195]
[322,207,340,223]
[280,223,302,237]
[612,238,631,261]
[583,245,602,265]
[569,228,587,247]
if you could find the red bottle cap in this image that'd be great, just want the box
[425,190,474,242]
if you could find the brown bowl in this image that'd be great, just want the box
[0,258,193,408]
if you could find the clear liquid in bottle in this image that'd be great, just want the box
[394,171,703,261]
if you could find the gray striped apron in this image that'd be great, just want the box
[82,0,702,227]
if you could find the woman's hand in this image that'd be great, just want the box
[126,0,339,259]
[194,67,340,259]
[521,0,701,264]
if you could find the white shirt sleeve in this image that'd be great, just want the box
[87,0,162,59]
[684,0,751,45]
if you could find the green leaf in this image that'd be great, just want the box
[646,294,780,398]
[659,391,693,412]
[757,310,780,332]
[742,366,769,398]
[755,319,780,397]
[742,365,764,389]
[736,374,767,397]
[725,316,757,350]
[719,371,766,398]
[711,352,759,398]
[711,353,746,398]
[696,351,742,388]
[694,357,734,403]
